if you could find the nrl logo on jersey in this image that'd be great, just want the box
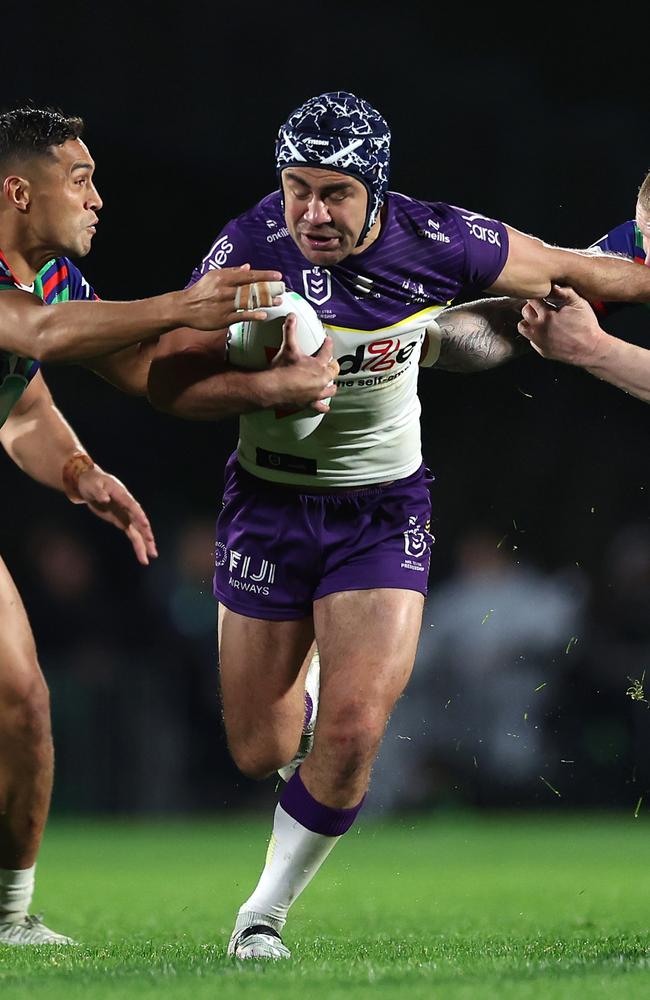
[302,267,332,305]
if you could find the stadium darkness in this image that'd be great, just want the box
[2,2,649,813]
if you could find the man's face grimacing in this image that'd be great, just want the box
[28,138,102,258]
[282,167,369,265]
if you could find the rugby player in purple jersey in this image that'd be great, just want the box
[148,92,650,960]
[518,170,650,400]
[0,106,286,946]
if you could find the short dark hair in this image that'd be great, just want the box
[0,107,84,168]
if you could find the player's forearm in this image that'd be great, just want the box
[556,251,650,304]
[25,292,186,363]
[583,333,650,403]
[147,354,282,421]
[497,229,650,303]
[435,298,530,372]
[0,398,86,491]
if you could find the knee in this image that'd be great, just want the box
[0,670,51,746]
[318,701,388,770]
[227,733,291,781]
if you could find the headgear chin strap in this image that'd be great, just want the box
[275,91,391,246]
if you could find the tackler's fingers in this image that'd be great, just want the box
[234,284,251,311]
[253,280,285,307]
[235,280,285,310]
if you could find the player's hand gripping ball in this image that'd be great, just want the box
[227,290,329,439]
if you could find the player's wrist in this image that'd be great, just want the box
[580,327,615,369]
[246,368,283,410]
[160,289,186,329]
[62,451,95,503]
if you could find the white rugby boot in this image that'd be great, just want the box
[228,917,291,960]
[0,914,76,946]
[278,648,320,782]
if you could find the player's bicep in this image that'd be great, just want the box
[0,370,52,454]
[0,289,48,354]
[2,368,50,418]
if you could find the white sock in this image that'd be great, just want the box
[0,865,35,922]
[235,804,339,933]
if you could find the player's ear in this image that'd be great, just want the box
[3,174,31,211]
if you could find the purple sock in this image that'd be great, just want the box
[280,769,365,837]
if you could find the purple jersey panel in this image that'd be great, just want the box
[189,190,509,329]
[214,453,434,620]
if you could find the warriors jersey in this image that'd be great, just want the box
[592,220,645,264]
[190,191,509,486]
[589,221,649,317]
[0,251,97,428]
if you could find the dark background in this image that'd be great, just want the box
[1,3,649,814]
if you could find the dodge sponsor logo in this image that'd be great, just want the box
[336,337,418,375]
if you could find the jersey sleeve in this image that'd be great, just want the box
[65,259,100,300]
[448,205,510,289]
[0,257,17,291]
[186,218,255,287]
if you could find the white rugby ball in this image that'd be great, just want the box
[227,290,329,440]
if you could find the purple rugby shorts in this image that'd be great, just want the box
[214,453,435,620]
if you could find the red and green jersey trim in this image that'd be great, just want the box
[0,250,98,427]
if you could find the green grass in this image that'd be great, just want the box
[1,812,649,998]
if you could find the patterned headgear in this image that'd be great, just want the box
[276,91,391,245]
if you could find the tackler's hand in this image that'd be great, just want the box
[74,466,158,566]
[518,284,607,366]
[184,264,285,331]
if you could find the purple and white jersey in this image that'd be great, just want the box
[190,190,509,486]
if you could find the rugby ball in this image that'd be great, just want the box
[227,290,330,440]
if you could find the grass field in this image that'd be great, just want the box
[1,812,649,999]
